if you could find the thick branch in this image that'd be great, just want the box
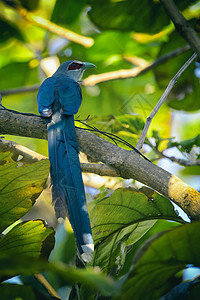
[0,108,200,220]
[160,0,200,58]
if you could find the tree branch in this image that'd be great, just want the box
[82,45,190,86]
[0,3,94,48]
[1,107,200,220]
[34,273,61,299]
[0,45,190,97]
[163,155,200,167]
[147,141,200,167]
[160,0,200,58]
[0,138,119,177]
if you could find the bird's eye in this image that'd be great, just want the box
[68,62,83,70]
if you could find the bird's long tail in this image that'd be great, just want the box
[47,115,94,262]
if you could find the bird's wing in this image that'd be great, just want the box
[56,76,82,115]
[37,77,55,117]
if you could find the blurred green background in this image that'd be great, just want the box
[0,1,200,298]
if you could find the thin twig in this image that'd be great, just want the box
[0,138,119,177]
[0,84,40,96]
[0,4,93,48]
[136,52,197,150]
[34,273,61,299]
[163,155,200,166]
[18,7,94,48]
[83,45,190,86]
[147,140,200,166]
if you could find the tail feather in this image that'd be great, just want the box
[48,115,94,261]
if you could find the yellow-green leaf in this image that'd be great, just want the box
[0,152,49,233]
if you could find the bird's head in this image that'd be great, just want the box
[54,60,95,82]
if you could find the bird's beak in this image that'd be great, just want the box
[83,62,96,69]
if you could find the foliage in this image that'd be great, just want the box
[0,0,200,299]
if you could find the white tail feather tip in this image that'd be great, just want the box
[81,244,94,262]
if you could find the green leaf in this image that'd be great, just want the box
[121,222,200,300]
[86,31,149,62]
[90,188,184,275]
[0,220,55,281]
[0,220,54,259]
[168,134,200,153]
[0,152,49,233]
[0,283,36,300]
[0,18,24,43]
[119,220,181,277]
[87,0,196,33]
[50,264,115,297]
[78,114,145,149]
[51,0,86,25]
[0,61,39,90]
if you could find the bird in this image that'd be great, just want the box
[37,60,95,262]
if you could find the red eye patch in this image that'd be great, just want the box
[68,62,83,70]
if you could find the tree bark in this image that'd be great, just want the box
[0,108,200,220]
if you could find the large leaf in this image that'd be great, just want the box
[121,222,200,300]
[90,188,184,275]
[51,0,86,25]
[51,264,115,297]
[87,0,197,33]
[0,220,55,280]
[0,220,54,259]
[0,152,49,233]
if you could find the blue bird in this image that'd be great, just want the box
[37,60,95,262]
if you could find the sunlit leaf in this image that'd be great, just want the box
[120,219,182,277]
[0,152,49,233]
[0,220,55,281]
[121,222,200,300]
[90,188,184,275]
[0,220,54,259]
